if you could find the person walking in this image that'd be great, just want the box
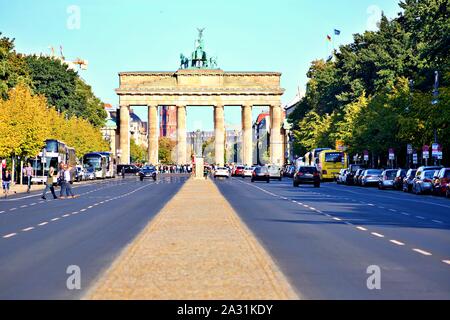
[41,166,57,200]
[23,163,33,193]
[2,169,11,198]
[58,165,67,199]
[63,164,77,199]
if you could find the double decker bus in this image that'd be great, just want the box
[93,151,116,178]
[316,150,348,180]
[30,139,74,184]
[82,153,107,179]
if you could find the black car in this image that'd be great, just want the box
[402,169,417,192]
[354,169,365,186]
[251,166,270,183]
[293,166,320,187]
[117,164,140,175]
[345,164,365,185]
[393,169,407,190]
[139,166,157,181]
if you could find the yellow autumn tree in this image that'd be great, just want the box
[0,84,50,159]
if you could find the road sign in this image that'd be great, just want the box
[422,145,429,159]
[432,143,440,157]
[407,144,413,155]
[388,148,395,160]
[413,153,418,164]
[363,150,369,161]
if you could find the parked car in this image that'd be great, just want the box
[361,169,383,187]
[345,164,365,185]
[214,167,230,178]
[268,165,282,181]
[251,166,270,183]
[432,168,450,196]
[85,167,96,180]
[139,165,157,181]
[242,166,254,178]
[412,169,436,195]
[402,169,417,192]
[75,165,86,182]
[293,166,320,188]
[378,169,398,190]
[393,169,407,190]
[354,169,365,186]
[336,169,348,184]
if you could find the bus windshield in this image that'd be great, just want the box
[325,152,344,163]
[84,156,102,171]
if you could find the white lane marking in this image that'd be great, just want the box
[9,208,17,211]
[309,207,316,210]
[432,220,443,224]
[30,203,36,206]
[413,248,432,256]
[51,218,60,221]
[3,233,17,238]
[0,211,4,214]
[356,226,368,231]
[371,232,385,238]
[416,216,425,219]
[22,227,34,232]
[389,209,397,212]
[20,205,28,208]
[368,203,374,206]
[62,214,70,218]
[38,222,48,226]
[333,217,342,221]
[401,212,410,216]
[390,240,405,246]
[72,211,78,215]
[88,206,93,209]
[80,209,86,212]
[442,260,450,265]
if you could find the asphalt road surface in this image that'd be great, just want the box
[215,176,450,299]
[0,175,188,299]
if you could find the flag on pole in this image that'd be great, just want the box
[334,29,341,35]
[326,35,332,42]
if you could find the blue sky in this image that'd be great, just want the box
[0,0,402,131]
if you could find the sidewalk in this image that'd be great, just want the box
[86,177,299,300]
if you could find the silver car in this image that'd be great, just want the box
[378,169,397,190]
[267,165,282,181]
[361,169,383,187]
[412,169,436,195]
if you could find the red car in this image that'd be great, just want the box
[233,165,245,177]
[432,168,450,196]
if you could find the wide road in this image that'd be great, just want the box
[0,174,188,299]
[215,176,450,299]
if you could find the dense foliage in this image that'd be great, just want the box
[288,0,449,166]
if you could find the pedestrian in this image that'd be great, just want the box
[58,165,67,199]
[63,164,77,199]
[23,163,33,193]
[203,166,209,180]
[2,169,11,198]
[41,166,58,200]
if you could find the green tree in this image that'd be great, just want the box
[130,138,147,164]
[158,137,176,164]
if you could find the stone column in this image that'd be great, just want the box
[177,105,187,164]
[241,104,253,166]
[148,105,158,165]
[119,104,130,164]
[270,105,283,165]
[214,105,225,166]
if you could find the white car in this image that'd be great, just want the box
[214,167,230,178]
[242,166,255,178]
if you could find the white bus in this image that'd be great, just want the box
[82,153,107,179]
[94,151,116,178]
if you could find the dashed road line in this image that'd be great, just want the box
[416,216,425,219]
[3,233,17,238]
[432,220,443,224]
[38,222,48,226]
[413,248,432,256]
[390,240,405,246]
[22,227,34,232]
[371,232,385,238]
[356,226,368,231]
[442,260,450,265]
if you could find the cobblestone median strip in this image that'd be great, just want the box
[86,178,299,300]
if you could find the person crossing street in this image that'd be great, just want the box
[41,166,58,200]
[23,163,33,193]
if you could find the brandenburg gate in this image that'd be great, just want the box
[116,29,284,166]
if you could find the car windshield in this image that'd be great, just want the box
[423,170,435,179]
[298,167,317,174]
[255,167,268,173]
[366,170,382,175]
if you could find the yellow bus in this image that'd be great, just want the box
[317,150,348,180]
